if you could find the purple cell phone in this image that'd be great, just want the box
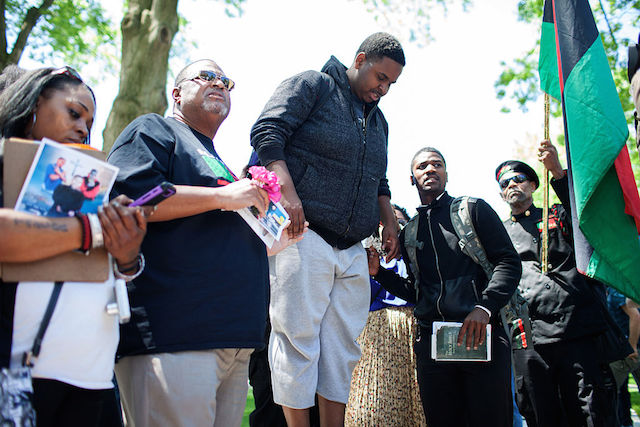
[130,182,176,207]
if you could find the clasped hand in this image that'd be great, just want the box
[99,195,148,266]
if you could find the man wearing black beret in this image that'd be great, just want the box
[498,140,617,427]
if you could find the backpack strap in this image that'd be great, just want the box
[449,196,532,349]
[450,196,494,279]
[403,214,423,303]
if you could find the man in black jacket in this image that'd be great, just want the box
[372,147,521,427]
[251,33,404,427]
[497,140,616,427]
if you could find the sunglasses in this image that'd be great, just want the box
[50,66,83,82]
[499,173,528,190]
[183,70,235,91]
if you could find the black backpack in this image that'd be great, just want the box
[403,196,533,350]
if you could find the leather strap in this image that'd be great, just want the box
[23,281,63,367]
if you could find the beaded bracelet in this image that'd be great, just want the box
[114,253,145,282]
[74,213,92,254]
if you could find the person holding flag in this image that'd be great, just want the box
[497,143,617,427]
[501,0,640,424]
[538,0,640,298]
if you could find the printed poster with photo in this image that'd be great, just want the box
[237,201,290,248]
[14,138,119,217]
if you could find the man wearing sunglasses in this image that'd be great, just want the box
[250,32,404,427]
[497,140,616,427]
[108,59,270,426]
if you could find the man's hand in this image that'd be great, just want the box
[279,185,306,239]
[366,247,381,276]
[538,140,565,180]
[381,224,400,261]
[457,307,490,350]
[215,178,270,217]
[267,220,309,256]
[265,160,306,239]
[623,298,640,364]
[378,195,400,261]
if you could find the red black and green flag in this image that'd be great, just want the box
[539,0,640,299]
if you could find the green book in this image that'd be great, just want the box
[431,321,491,362]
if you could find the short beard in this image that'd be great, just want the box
[202,101,229,118]
[505,191,531,213]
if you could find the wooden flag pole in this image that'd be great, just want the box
[542,93,550,274]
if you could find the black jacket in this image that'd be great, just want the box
[504,176,607,344]
[251,56,390,249]
[377,192,521,326]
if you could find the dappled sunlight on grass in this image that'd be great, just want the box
[242,386,255,427]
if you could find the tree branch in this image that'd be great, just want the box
[7,0,55,64]
[598,0,618,59]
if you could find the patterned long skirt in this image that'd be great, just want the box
[345,306,427,427]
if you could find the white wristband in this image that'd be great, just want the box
[87,213,104,249]
[475,304,492,318]
[114,253,145,282]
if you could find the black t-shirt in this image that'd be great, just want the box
[108,114,269,357]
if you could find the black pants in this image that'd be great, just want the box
[513,335,617,427]
[32,378,116,427]
[248,343,287,427]
[414,323,513,427]
[617,377,632,426]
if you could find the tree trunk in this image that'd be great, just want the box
[0,0,55,69]
[101,0,178,153]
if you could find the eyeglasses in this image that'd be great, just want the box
[183,70,235,91]
[50,66,83,82]
[499,173,528,190]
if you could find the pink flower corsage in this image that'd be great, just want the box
[248,166,281,203]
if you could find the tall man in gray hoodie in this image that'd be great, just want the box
[251,32,404,427]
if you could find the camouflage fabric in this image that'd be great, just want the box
[0,367,35,427]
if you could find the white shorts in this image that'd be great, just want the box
[268,229,370,408]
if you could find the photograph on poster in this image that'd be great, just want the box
[14,138,118,217]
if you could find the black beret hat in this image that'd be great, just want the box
[495,160,539,188]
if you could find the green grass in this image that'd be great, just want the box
[243,378,640,424]
[242,386,255,427]
[630,375,640,417]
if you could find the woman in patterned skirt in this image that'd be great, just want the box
[345,206,426,427]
